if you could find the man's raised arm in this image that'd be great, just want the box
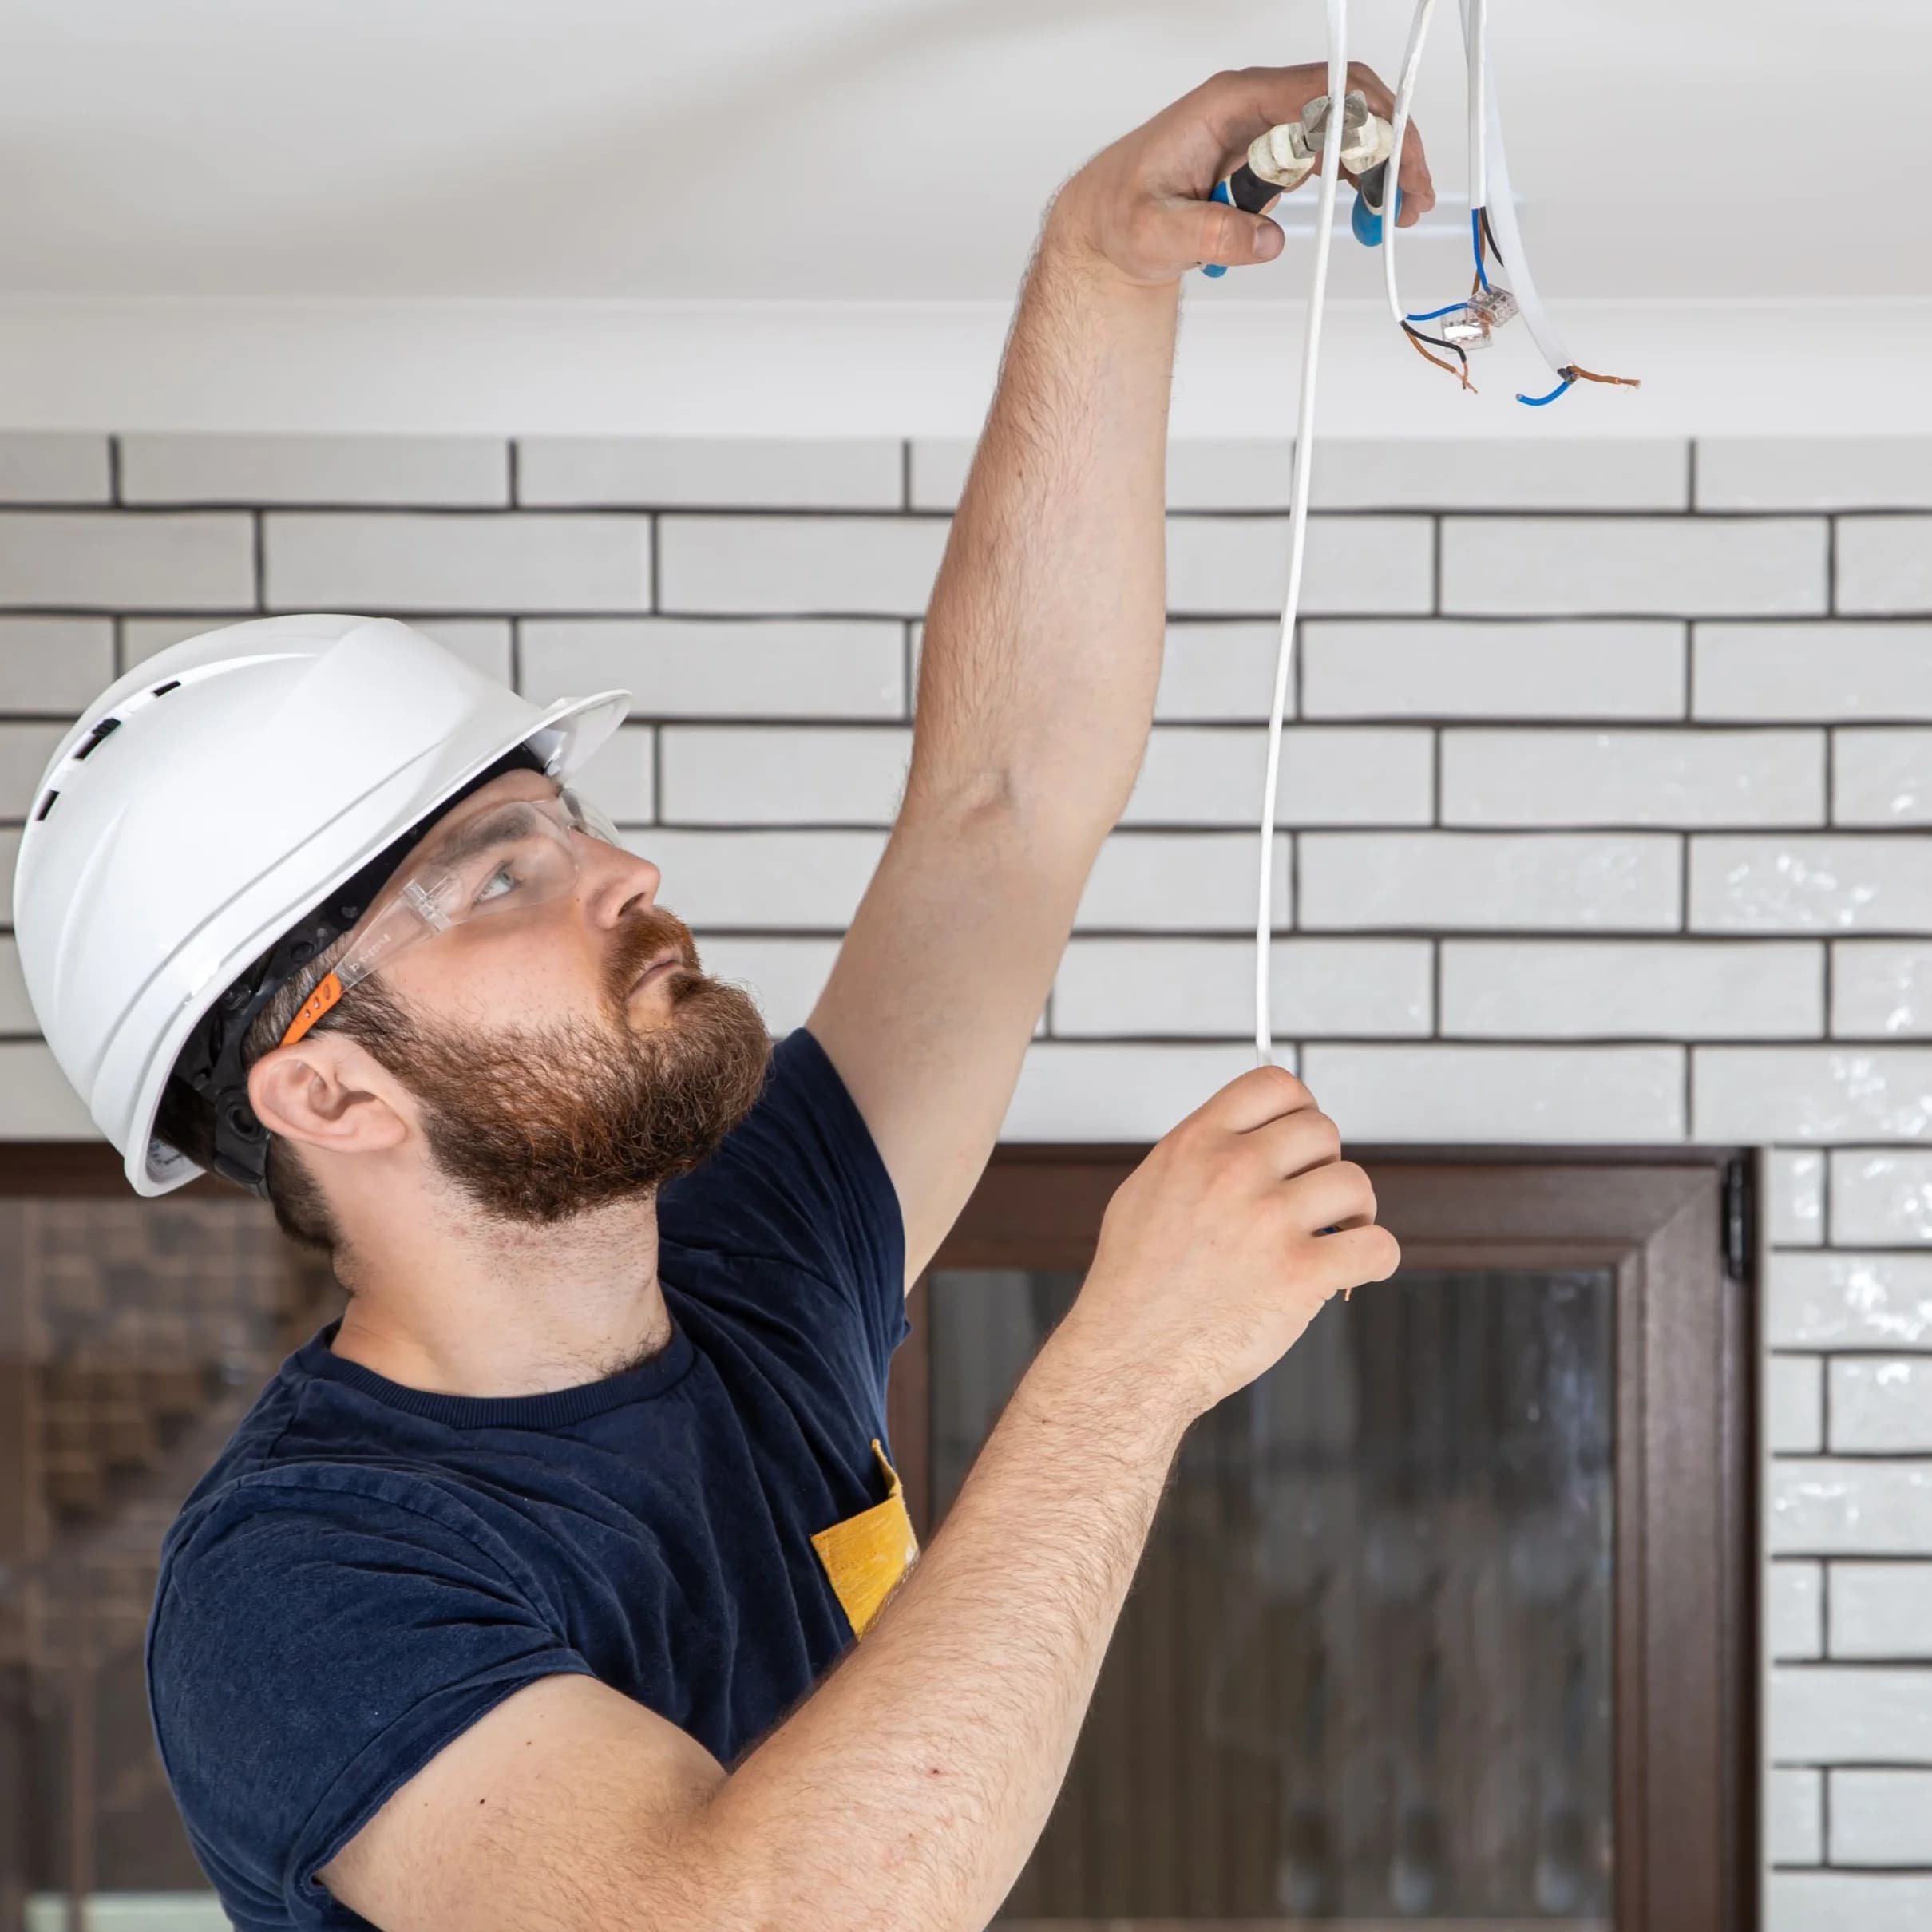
[806,65,1433,1281]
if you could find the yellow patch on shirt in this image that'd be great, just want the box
[810,1439,920,1639]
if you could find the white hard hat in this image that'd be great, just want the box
[10,614,631,1200]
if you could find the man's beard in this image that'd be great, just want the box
[342,906,772,1224]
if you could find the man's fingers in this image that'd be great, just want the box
[1245,1106,1342,1179]
[1311,1223,1402,1293]
[1189,197,1284,270]
[1190,1062,1315,1135]
[1392,121,1436,223]
[1285,1159,1378,1237]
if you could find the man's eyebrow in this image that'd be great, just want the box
[418,782,560,869]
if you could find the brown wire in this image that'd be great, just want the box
[1566,363,1642,390]
[1403,323,1475,391]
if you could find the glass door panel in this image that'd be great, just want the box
[928,1265,1616,1929]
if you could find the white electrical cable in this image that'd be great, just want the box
[1254,0,1348,1067]
[1467,0,1487,214]
[1380,0,1440,331]
[1457,0,1571,377]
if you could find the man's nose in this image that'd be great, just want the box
[584,840,661,921]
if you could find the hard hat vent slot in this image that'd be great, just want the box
[34,790,58,822]
[73,716,122,762]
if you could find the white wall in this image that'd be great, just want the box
[6,429,1932,1929]
[4,299,1932,440]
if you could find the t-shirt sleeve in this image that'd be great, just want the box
[148,1472,598,1930]
[656,1026,910,1391]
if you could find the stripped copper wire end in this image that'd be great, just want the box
[1403,322,1475,392]
[1567,364,1642,390]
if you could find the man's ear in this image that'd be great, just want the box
[247,1036,410,1162]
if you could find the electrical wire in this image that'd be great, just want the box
[1383,0,1471,394]
[1456,0,1570,379]
[1467,0,1487,212]
[1459,0,1638,404]
[1379,0,1439,336]
[1403,324,1471,386]
[1254,0,1347,1067]
[1518,375,1574,406]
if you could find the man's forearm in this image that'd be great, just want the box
[908,224,1179,840]
[686,1314,1183,1932]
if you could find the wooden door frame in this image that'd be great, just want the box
[889,1144,1757,1932]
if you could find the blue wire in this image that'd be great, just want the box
[1518,377,1574,407]
[1470,208,1489,291]
[1403,301,1466,323]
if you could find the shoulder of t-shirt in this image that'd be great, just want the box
[157,1458,559,1620]
[146,1459,603,1928]
[658,1025,905,1294]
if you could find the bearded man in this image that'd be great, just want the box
[12,62,1427,1932]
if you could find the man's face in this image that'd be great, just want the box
[326,766,770,1222]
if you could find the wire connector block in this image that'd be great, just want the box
[1437,284,1518,350]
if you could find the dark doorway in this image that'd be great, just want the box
[887,1149,1758,1932]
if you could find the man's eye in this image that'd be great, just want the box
[473,862,522,906]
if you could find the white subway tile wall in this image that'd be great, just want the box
[1767,1767,1823,1865]
[1829,1768,1932,1866]
[1830,1564,1932,1659]
[1304,619,1687,720]
[0,617,114,711]
[1837,517,1932,616]
[1831,942,1932,1038]
[1767,1561,1823,1660]
[1768,1355,1825,1453]
[0,433,112,505]
[1440,939,1822,1039]
[1696,622,1932,721]
[1440,516,1828,617]
[1833,729,1932,825]
[1767,1149,1827,1246]
[120,434,509,507]
[4,433,1931,1902]
[517,437,902,510]
[1696,439,1932,513]
[1165,514,1433,616]
[1830,1150,1932,1245]
[1827,1359,1932,1453]
[1441,727,1825,828]
[1766,1874,1932,1932]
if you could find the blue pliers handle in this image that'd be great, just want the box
[1200,169,1401,275]
[1201,179,1234,279]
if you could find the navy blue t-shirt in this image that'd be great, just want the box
[145,1027,912,1932]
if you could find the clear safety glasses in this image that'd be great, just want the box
[278,784,625,1051]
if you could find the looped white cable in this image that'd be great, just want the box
[1380,0,1440,331]
[1458,0,1571,378]
[1255,0,1347,1067]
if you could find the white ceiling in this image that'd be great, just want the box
[0,0,1920,304]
